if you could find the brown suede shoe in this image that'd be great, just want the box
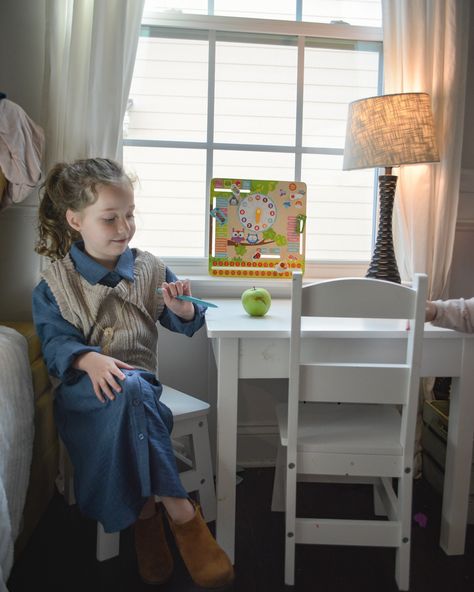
[134,503,174,585]
[166,501,234,589]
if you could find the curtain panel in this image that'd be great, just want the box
[42,0,145,169]
[382,0,470,298]
[382,0,471,475]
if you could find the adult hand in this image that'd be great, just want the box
[425,301,437,323]
[73,351,134,403]
[161,279,195,321]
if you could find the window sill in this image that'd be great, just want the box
[168,261,370,299]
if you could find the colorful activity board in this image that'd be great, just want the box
[209,178,307,279]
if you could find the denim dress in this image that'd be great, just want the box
[32,242,206,532]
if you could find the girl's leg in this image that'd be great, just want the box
[162,496,234,588]
[138,495,156,519]
[161,496,195,524]
[135,496,173,585]
[134,374,232,587]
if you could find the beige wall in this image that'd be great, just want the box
[450,7,474,299]
[461,7,474,171]
[0,0,45,320]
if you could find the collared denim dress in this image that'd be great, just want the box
[32,243,207,532]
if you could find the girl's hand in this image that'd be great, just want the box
[161,279,195,321]
[73,351,134,403]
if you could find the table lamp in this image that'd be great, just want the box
[343,92,439,283]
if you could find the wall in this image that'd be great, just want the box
[450,8,474,299]
[0,0,45,320]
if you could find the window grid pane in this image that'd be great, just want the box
[125,146,207,257]
[214,41,298,145]
[214,0,297,20]
[126,37,208,142]
[124,7,382,263]
[213,150,295,181]
[303,0,382,27]
[143,0,382,27]
[303,45,380,149]
[302,154,373,261]
[144,0,207,15]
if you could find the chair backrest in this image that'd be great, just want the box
[287,271,427,459]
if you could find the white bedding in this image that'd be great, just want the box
[0,327,34,592]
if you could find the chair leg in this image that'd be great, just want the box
[395,543,410,591]
[188,416,216,522]
[96,523,120,562]
[284,450,297,586]
[373,479,387,516]
[394,474,413,590]
[271,444,286,512]
[171,415,216,523]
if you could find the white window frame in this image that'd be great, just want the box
[124,12,383,285]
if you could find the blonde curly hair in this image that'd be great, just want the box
[35,158,134,260]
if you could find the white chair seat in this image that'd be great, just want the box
[161,385,210,419]
[276,402,403,455]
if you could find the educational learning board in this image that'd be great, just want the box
[209,178,307,279]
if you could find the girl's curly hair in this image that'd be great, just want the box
[35,158,134,260]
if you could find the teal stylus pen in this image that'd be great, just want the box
[156,288,218,308]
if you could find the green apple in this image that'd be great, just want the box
[241,286,272,317]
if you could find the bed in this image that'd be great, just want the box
[0,326,34,592]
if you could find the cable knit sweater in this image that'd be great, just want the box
[41,249,166,372]
[431,297,474,333]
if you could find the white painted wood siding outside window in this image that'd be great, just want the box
[124,1,382,270]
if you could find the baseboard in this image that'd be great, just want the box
[237,424,279,467]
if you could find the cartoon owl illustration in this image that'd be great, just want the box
[246,233,259,245]
[231,228,245,243]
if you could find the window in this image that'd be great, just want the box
[124,1,382,275]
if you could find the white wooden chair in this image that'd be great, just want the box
[60,384,216,561]
[271,270,427,590]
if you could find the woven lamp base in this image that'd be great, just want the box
[366,174,401,284]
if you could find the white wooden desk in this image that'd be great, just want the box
[205,298,474,563]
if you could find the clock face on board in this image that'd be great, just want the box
[238,193,277,233]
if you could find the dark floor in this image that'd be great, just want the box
[7,468,474,592]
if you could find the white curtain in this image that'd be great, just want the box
[382,0,471,476]
[42,0,145,169]
[382,0,470,299]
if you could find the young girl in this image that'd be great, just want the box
[32,157,233,588]
[425,298,474,333]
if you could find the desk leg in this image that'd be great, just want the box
[215,338,239,563]
[440,338,474,555]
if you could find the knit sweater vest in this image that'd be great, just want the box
[42,250,166,373]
